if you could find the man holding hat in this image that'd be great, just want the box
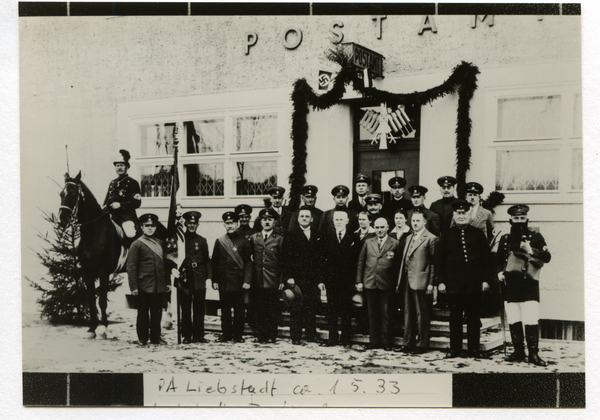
[495,205,551,366]
[382,176,413,222]
[249,207,285,344]
[282,206,321,344]
[407,185,441,237]
[435,201,493,358]
[288,185,324,231]
[348,173,371,213]
[127,213,172,346]
[253,186,291,234]
[235,204,257,240]
[319,185,359,237]
[103,149,142,244]
[212,212,253,343]
[176,211,212,344]
[356,217,402,351]
[430,176,460,236]
[461,182,494,240]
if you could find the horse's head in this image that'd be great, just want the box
[59,171,83,229]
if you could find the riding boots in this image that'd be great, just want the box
[506,321,527,362]
[525,324,548,367]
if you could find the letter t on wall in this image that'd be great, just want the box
[372,15,386,39]
[245,32,258,55]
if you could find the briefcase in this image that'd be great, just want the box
[505,251,542,280]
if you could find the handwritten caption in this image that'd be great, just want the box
[143,373,452,407]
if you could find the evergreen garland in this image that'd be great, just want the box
[288,47,479,210]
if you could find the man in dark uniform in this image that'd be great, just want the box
[348,173,371,213]
[249,208,285,344]
[461,182,494,240]
[127,213,172,346]
[407,185,441,237]
[382,176,413,222]
[429,176,460,236]
[176,211,212,344]
[288,185,324,231]
[103,149,142,245]
[318,185,359,237]
[495,205,551,366]
[318,210,359,347]
[212,212,253,343]
[365,193,384,225]
[435,201,493,358]
[253,186,291,234]
[235,204,257,240]
[282,206,321,344]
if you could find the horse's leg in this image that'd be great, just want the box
[96,273,109,339]
[83,271,98,339]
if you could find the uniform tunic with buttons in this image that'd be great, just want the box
[434,224,494,294]
[182,231,212,290]
[494,229,551,303]
[103,174,142,225]
[249,231,284,289]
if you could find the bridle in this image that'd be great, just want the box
[60,181,83,227]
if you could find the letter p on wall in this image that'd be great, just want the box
[245,32,258,55]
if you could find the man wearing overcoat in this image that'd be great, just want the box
[430,176,459,236]
[348,173,371,213]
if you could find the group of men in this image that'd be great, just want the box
[114,149,550,365]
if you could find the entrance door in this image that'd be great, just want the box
[353,103,421,203]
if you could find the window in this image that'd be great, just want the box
[489,85,582,199]
[135,110,280,200]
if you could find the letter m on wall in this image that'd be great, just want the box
[471,15,494,28]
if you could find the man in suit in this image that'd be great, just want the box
[235,204,258,240]
[127,213,172,346]
[212,212,253,343]
[430,176,460,236]
[495,204,551,366]
[382,176,413,222]
[318,210,359,347]
[356,217,402,350]
[435,201,493,358]
[103,149,142,245]
[397,210,438,354]
[348,173,371,213]
[249,208,285,343]
[287,185,324,231]
[462,182,494,240]
[318,185,358,237]
[253,186,292,234]
[176,211,212,344]
[282,206,321,344]
[407,185,441,237]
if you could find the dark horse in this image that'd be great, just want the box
[58,171,125,339]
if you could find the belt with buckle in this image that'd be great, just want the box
[191,262,198,268]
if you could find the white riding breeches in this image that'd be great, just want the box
[505,300,539,326]
[123,221,137,238]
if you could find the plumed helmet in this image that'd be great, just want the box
[113,149,131,168]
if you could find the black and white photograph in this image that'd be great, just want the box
[6,0,595,411]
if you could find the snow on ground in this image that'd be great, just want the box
[22,309,585,375]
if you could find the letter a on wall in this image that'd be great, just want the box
[418,15,438,35]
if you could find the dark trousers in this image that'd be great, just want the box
[252,288,281,340]
[136,292,164,344]
[448,292,482,352]
[403,277,432,348]
[220,291,245,340]
[289,284,319,340]
[366,289,395,346]
[179,288,206,341]
[326,289,352,343]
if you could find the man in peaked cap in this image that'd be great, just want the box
[103,149,142,244]
[235,204,258,240]
[435,200,493,358]
[495,204,551,366]
[407,185,441,237]
[318,185,359,237]
[212,211,253,343]
[348,173,371,213]
[175,211,212,344]
[365,193,384,225]
[429,176,460,237]
[382,176,413,222]
[460,182,494,240]
[253,186,292,234]
[249,207,285,343]
[127,213,173,346]
[288,185,324,231]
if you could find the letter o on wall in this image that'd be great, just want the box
[281,27,303,50]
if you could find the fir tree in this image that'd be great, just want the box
[26,211,122,325]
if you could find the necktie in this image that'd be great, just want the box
[338,231,342,243]
[264,233,268,241]
[378,238,383,249]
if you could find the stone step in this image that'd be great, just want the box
[203,316,505,352]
